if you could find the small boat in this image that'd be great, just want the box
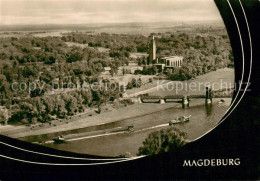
[169,115,191,125]
[218,99,225,104]
[53,135,66,144]
[38,140,45,145]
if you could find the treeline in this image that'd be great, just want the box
[9,80,123,124]
[61,33,148,52]
[61,31,234,81]
[0,59,121,107]
[0,30,232,67]
[0,36,112,64]
[162,33,233,80]
[131,33,233,80]
[134,65,158,75]
[0,29,233,125]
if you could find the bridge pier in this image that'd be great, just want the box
[160,98,165,104]
[182,96,189,108]
[205,86,212,105]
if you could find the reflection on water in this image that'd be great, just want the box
[205,104,213,116]
[37,99,231,157]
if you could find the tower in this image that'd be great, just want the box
[148,35,156,65]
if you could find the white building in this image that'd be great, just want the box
[161,56,183,68]
[153,56,183,72]
[147,36,183,72]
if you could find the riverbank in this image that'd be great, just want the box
[0,68,234,139]
[22,97,230,143]
[45,98,231,156]
[1,102,180,138]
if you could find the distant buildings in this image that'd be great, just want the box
[154,56,183,72]
[148,35,183,73]
[103,64,143,75]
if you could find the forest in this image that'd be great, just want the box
[0,28,233,125]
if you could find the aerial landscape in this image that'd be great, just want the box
[0,0,234,157]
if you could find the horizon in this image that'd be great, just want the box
[0,21,225,32]
[0,20,224,27]
[0,0,223,26]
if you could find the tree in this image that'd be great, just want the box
[178,64,193,80]
[127,81,133,89]
[109,68,115,77]
[30,88,45,97]
[91,90,101,104]
[81,90,93,105]
[44,56,56,64]
[66,51,83,63]
[150,65,158,75]
[31,117,37,124]
[22,66,37,78]
[64,95,78,115]
[142,66,148,75]
[40,72,54,84]
[109,64,118,77]
[131,78,137,87]
[137,127,187,156]
[136,78,142,88]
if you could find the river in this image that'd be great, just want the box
[18,68,234,157]
[43,98,231,157]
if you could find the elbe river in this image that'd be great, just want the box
[45,99,231,157]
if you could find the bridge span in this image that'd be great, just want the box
[126,87,233,108]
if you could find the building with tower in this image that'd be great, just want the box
[148,35,156,65]
[147,35,183,73]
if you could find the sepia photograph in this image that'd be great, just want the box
[0,0,235,157]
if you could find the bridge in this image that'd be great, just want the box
[129,87,233,108]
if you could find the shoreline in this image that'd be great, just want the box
[18,98,229,142]
[44,98,231,156]
[0,68,234,140]
[2,102,181,139]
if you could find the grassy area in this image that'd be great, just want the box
[122,68,234,97]
[149,68,234,97]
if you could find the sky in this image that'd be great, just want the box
[0,0,223,25]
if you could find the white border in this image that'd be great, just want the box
[0,153,145,165]
[0,141,131,161]
[0,0,253,165]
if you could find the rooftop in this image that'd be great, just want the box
[161,56,183,59]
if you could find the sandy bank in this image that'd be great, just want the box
[2,103,180,138]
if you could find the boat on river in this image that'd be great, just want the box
[53,135,66,144]
[169,115,191,125]
[218,99,225,104]
[51,125,134,144]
